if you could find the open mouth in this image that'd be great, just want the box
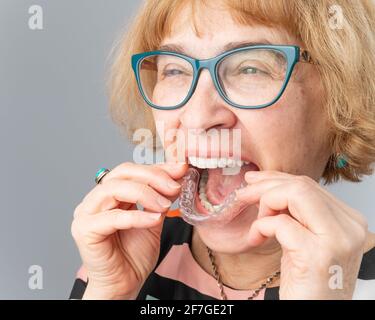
[179,156,260,226]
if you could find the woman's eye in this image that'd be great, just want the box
[163,68,183,77]
[240,66,267,75]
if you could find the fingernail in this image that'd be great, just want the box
[148,213,161,220]
[167,180,181,189]
[157,196,172,208]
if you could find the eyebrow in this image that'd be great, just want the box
[158,40,273,57]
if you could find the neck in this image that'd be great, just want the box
[191,227,282,290]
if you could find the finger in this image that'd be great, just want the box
[245,170,294,183]
[245,171,362,225]
[77,179,173,216]
[72,209,163,242]
[236,178,289,208]
[244,180,366,240]
[154,161,189,184]
[99,162,186,196]
[237,178,293,218]
[238,181,337,234]
[153,161,189,194]
[245,170,334,208]
[247,213,314,251]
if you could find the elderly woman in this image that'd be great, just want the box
[70,0,375,300]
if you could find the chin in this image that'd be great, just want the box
[194,205,260,254]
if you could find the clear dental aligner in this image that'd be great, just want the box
[179,167,248,226]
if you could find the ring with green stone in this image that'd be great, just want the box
[95,167,111,184]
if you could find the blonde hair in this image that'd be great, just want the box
[108,0,375,184]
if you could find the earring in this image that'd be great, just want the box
[336,154,348,169]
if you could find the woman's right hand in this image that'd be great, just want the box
[71,162,188,299]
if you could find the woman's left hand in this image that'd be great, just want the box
[235,170,369,300]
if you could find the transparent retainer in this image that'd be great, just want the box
[178,167,249,226]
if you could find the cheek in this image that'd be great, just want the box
[240,82,328,170]
[153,86,180,108]
[238,90,308,148]
[152,109,182,152]
[278,84,323,137]
[152,109,181,131]
[277,82,328,145]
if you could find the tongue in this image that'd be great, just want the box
[205,163,258,205]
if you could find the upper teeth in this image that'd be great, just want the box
[188,156,249,169]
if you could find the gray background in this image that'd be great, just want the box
[0,1,374,299]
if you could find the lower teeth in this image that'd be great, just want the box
[179,167,248,225]
[198,171,224,213]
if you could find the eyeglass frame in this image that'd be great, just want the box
[131,45,316,110]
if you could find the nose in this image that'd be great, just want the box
[179,69,237,131]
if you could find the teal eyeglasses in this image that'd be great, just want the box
[131,45,315,110]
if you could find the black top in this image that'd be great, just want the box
[70,216,375,300]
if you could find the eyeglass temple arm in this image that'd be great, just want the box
[140,60,157,71]
[300,49,316,65]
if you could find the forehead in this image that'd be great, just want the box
[160,1,300,59]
